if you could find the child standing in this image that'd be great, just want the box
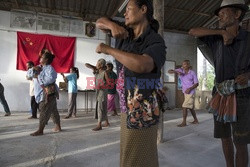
[26,61,39,119]
[106,62,118,116]
[61,67,79,119]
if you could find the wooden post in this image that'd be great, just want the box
[153,0,164,144]
[153,0,164,36]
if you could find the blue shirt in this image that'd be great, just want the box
[38,65,57,86]
[66,73,77,93]
[33,65,57,103]
[26,68,33,79]
[33,78,43,103]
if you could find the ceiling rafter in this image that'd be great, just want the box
[97,0,106,15]
[105,0,115,16]
[46,0,50,10]
[2,2,8,9]
[88,0,95,14]
[45,0,48,9]
[111,0,124,17]
[104,0,111,15]
[67,0,70,11]
[165,6,211,17]
[79,0,83,13]
[85,0,91,15]
[0,3,9,11]
[60,0,63,10]
[198,15,213,28]
[80,0,85,16]
[30,0,34,9]
[2,1,16,9]
[164,0,185,24]
[176,0,208,30]
[47,0,51,9]
[14,0,19,8]
[74,0,80,12]
[200,1,222,28]
[51,0,55,10]
[202,1,220,14]
[37,0,41,7]
[10,4,80,16]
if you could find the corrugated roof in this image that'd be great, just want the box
[0,0,249,33]
[0,0,124,20]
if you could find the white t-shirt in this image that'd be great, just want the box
[29,80,34,96]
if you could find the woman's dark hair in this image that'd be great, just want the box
[41,48,49,55]
[26,61,34,67]
[106,62,114,70]
[39,48,50,58]
[71,67,79,79]
[134,0,159,33]
[43,52,55,65]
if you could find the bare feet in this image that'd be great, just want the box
[52,128,62,133]
[4,112,11,116]
[30,131,43,136]
[103,123,110,127]
[52,124,62,132]
[92,126,102,131]
[190,120,199,124]
[177,123,187,127]
[72,114,76,118]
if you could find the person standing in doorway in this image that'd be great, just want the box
[168,60,199,127]
[61,67,79,119]
[189,0,250,166]
[106,62,118,116]
[0,79,11,116]
[26,61,39,119]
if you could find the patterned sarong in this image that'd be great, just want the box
[208,79,249,123]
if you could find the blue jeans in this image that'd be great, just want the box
[0,83,10,113]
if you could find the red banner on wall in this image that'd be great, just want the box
[17,32,76,73]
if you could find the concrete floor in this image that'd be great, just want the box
[0,109,249,167]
